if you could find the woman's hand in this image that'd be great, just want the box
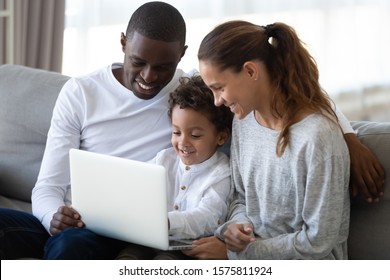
[344,133,385,202]
[49,206,84,235]
[224,224,255,252]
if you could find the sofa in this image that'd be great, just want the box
[0,64,389,259]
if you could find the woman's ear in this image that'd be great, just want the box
[243,61,259,81]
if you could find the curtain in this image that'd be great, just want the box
[0,0,65,72]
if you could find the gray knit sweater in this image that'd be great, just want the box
[218,112,350,259]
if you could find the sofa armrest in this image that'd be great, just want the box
[0,64,69,204]
[348,121,390,259]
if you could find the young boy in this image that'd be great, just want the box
[117,75,234,259]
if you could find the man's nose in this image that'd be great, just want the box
[140,66,157,83]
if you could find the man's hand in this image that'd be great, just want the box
[223,224,255,252]
[345,133,385,203]
[182,236,228,260]
[49,206,84,235]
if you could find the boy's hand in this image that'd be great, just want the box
[182,236,228,260]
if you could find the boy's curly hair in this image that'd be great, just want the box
[168,75,233,134]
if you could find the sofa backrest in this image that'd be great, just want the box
[348,121,390,259]
[0,64,70,204]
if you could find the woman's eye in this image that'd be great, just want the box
[213,86,223,92]
[173,131,180,135]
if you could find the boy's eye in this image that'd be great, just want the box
[173,131,180,135]
[191,134,201,139]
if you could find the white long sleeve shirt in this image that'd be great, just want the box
[32,63,187,232]
[151,148,231,240]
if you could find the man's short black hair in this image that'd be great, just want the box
[126,1,186,47]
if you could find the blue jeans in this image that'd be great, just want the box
[44,228,129,259]
[0,208,49,259]
[0,208,129,259]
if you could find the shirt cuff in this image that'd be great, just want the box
[168,211,184,235]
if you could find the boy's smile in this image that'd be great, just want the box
[171,106,226,166]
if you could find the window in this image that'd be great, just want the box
[63,0,390,121]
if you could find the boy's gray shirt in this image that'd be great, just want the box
[217,112,350,260]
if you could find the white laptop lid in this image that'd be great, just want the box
[69,149,171,251]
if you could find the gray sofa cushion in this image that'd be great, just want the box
[0,64,69,211]
[348,121,390,259]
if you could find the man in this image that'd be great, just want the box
[0,1,187,259]
[0,1,384,260]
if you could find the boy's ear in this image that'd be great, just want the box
[217,130,229,146]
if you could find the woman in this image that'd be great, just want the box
[196,21,351,259]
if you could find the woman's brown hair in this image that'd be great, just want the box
[198,20,338,156]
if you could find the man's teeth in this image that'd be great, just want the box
[139,82,153,90]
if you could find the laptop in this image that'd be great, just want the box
[69,148,195,251]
